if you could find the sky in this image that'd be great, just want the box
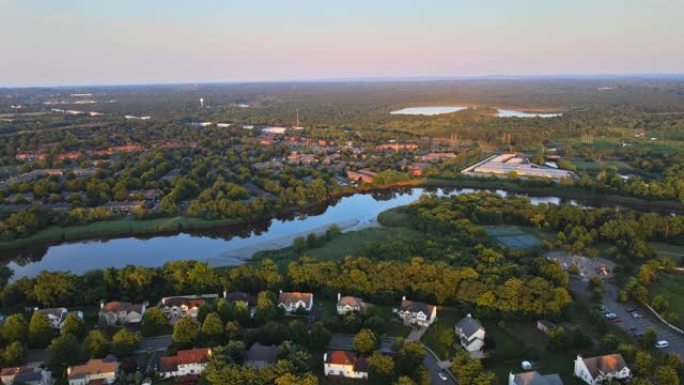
[1,0,683,87]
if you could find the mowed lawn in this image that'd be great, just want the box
[650,242,684,265]
[650,272,684,320]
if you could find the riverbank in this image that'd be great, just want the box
[0,177,681,253]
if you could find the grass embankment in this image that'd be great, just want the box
[252,226,421,268]
[0,216,244,250]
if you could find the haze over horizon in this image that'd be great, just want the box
[2,0,683,87]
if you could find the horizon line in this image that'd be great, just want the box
[3,72,684,89]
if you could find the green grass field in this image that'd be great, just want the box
[252,226,421,267]
[650,242,684,265]
[650,272,684,320]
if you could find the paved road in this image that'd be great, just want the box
[328,334,455,385]
[138,335,173,352]
[571,279,684,357]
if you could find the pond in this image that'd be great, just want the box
[4,188,573,278]
[390,106,562,118]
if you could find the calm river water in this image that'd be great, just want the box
[4,188,573,278]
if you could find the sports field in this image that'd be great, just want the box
[484,226,542,250]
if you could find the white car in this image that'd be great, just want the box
[438,372,448,381]
[605,312,617,319]
[656,340,669,349]
[632,312,643,318]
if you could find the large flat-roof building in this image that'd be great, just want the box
[462,153,576,181]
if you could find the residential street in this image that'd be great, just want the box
[328,334,456,385]
[570,279,684,357]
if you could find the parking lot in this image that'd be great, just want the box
[545,251,615,281]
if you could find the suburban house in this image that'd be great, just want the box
[574,354,631,385]
[509,371,564,385]
[323,351,369,380]
[277,291,313,313]
[159,294,218,323]
[336,294,367,315]
[244,343,278,368]
[396,296,437,327]
[1,367,51,385]
[98,301,146,327]
[35,308,83,329]
[67,356,119,385]
[159,348,212,378]
[159,348,213,379]
[536,320,558,335]
[346,169,376,184]
[454,314,486,352]
[223,291,256,308]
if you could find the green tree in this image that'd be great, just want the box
[141,307,168,337]
[353,329,377,356]
[368,352,394,384]
[83,330,110,358]
[655,365,680,385]
[2,341,27,366]
[309,322,331,350]
[394,377,416,385]
[112,328,141,357]
[202,312,224,343]
[2,314,28,343]
[47,334,82,373]
[28,312,54,348]
[61,313,85,338]
[173,316,199,348]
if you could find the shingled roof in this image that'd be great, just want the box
[100,301,144,314]
[455,314,484,338]
[278,292,313,307]
[399,299,435,315]
[325,351,369,373]
[511,371,564,385]
[159,348,212,373]
[581,354,628,378]
[67,357,118,379]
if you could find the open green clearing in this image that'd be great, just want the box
[650,242,684,264]
[649,272,684,320]
[252,226,421,267]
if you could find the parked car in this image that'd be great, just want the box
[605,312,617,319]
[438,371,448,381]
[656,340,670,349]
[625,306,636,313]
[611,318,622,323]
[632,312,643,318]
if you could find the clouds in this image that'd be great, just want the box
[0,0,683,86]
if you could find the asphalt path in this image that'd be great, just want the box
[571,279,684,357]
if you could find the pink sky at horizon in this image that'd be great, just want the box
[1,0,683,86]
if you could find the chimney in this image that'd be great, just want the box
[337,293,341,301]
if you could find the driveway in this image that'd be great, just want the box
[328,334,455,385]
[570,279,684,357]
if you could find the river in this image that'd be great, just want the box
[4,188,574,278]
